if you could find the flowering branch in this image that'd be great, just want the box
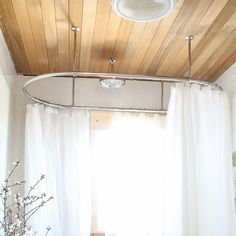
[0,161,53,236]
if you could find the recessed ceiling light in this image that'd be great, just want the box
[112,0,176,22]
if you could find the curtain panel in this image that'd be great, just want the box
[25,105,91,236]
[164,84,236,236]
[24,84,236,236]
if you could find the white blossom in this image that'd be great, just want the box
[0,160,53,236]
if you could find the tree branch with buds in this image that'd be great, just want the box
[0,161,53,236]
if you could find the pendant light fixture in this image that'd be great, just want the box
[111,0,176,22]
[100,58,125,88]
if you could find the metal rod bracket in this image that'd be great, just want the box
[71,26,80,32]
[185,35,194,41]
[108,58,117,64]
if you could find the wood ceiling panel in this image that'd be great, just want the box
[137,0,185,75]
[55,0,69,72]
[0,12,20,72]
[98,10,121,72]
[200,28,236,82]
[155,0,215,77]
[26,0,49,74]
[193,2,236,80]
[209,52,236,82]
[147,0,199,76]
[175,0,229,77]
[194,27,236,80]
[181,0,236,80]
[79,0,97,71]
[0,0,29,73]
[118,22,146,73]
[149,0,216,77]
[0,0,235,81]
[112,19,134,71]
[40,0,59,72]
[12,0,40,75]
[192,15,236,80]
[127,21,160,74]
[89,0,111,72]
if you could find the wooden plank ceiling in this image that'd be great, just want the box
[0,0,236,81]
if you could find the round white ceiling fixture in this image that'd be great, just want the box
[111,0,176,22]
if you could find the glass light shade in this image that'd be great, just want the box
[112,0,176,22]
[100,78,125,88]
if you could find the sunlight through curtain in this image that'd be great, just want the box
[24,84,236,236]
[91,113,166,236]
[91,84,236,236]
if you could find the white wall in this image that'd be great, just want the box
[10,77,30,164]
[217,64,236,95]
[216,62,236,152]
[0,30,17,180]
[217,63,236,202]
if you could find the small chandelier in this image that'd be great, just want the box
[111,0,176,22]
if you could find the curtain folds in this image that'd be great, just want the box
[24,84,236,236]
[164,84,236,236]
[25,105,91,236]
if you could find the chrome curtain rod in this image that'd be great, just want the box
[23,27,223,114]
[23,71,222,114]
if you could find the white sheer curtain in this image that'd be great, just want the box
[25,104,91,236]
[164,84,236,236]
[24,84,236,236]
[91,85,236,236]
[91,113,166,236]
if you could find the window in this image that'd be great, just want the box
[90,111,166,236]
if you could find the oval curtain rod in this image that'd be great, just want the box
[23,26,223,114]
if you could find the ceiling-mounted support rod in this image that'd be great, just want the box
[72,26,80,71]
[108,57,116,72]
[71,26,80,106]
[185,35,194,80]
